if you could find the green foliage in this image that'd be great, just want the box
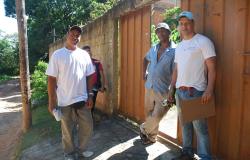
[163,7,182,29]
[151,25,160,45]
[4,0,119,72]
[0,75,12,84]
[31,61,48,104]
[151,7,182,45]
[90,0,119,19]
[163,7,182,44]
[170,28,181,44]
[0,31,19,75]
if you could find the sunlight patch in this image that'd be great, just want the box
[93,136,139,159]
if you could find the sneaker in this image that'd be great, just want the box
[171,153,194,160]
[64,155,74,160]
[82,151,94,158]
[142,137,156,145]
[139,130,147,141]
[139,130,156,145]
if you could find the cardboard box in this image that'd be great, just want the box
[177,95,216,124]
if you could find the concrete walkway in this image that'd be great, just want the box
[20,116,181,160]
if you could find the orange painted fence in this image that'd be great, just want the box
[119,6,151,122]
[181,0,250,159]
[118,1,250,159]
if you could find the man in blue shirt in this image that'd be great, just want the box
[140,23,175,145]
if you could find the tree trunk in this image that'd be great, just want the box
[16,0,32,132]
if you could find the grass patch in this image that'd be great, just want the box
[0,75,12,84]
[15,105,61,159]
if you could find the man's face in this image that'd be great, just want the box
[66,29,81,46]
[178,17,194,36]
[156,28,170,42]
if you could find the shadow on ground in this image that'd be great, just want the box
[20,116,180,160]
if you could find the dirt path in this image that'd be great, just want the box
[0,79,22,160]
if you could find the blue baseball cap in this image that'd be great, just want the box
[178,11,194,21]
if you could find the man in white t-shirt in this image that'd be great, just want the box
[169,11,216,160]
[46,25,95,160]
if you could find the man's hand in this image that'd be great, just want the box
[143,72,147,81]
[201,89,214,104]
[167,86,176,103]
[86,97,93,109]
[167,94,175,103]
[100,86,106,92]
[143,57,149,81]
[48,76,57,115]
[168,64,177,103]
[202,57,216,104]
[48,104,56,115]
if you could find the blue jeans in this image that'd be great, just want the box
[176,88,211,160]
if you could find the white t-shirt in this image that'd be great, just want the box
[175,34,216,91]
[46,47,95,107]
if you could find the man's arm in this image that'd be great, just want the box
[143,57,149,80]
[202,57,216,104]
[100,70,106,92]
[48,76,57,114]
[86,73,95,109]
[168,63,177,102]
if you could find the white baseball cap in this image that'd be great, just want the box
[155,23,171,32]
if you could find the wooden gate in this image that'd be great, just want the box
[119,6,151,122]
[119,1,250,159]
[240,0,250,158]
[182,0,250,159]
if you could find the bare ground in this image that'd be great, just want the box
[0,79,22,160]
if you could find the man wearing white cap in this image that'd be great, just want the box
[169,11,216,160]
[140,22,175,145]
